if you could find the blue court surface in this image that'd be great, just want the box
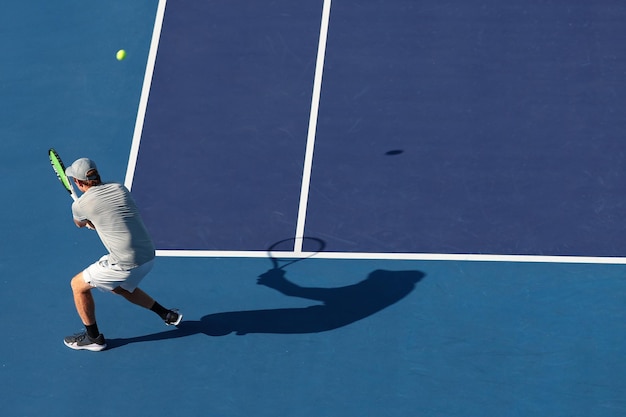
[2,1,626,416]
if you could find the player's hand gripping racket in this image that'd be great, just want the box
[48,148,78,201]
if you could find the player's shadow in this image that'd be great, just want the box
[107,268,425,348]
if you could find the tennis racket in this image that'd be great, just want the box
[48,148,78,201]
[267,237,326,270]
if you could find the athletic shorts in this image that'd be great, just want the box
[82,255,154,292]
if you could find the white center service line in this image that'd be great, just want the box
[293,0,333,254]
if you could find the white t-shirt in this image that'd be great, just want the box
[71,183,155,269]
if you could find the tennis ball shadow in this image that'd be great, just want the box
[106,268,424,348]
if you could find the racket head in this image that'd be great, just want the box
[267,237,326,270]
[48,148,76,198]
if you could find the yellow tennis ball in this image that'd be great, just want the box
[116,49,127,61]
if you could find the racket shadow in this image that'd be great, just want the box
[106,268,425,349]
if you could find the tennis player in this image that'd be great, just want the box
[62,157,182,351]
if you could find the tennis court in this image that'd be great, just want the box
[1,1,625,416]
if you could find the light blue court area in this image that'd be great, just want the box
[2,257,625,416]
[1,1,626,417]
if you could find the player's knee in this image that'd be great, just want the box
[70,274,89,293]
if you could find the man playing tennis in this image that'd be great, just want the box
[63,157,182,351]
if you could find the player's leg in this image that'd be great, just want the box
[112,286,153,308]
[111,260,183,326]
[113,285,183,326]
[64,272,107,351]
[70,272,97,325]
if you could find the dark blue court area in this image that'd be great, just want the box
[1,1,625,416]
[133,0,626,257]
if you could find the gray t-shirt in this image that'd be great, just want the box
[71,183,155,268]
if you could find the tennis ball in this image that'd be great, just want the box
[116,49,127,61]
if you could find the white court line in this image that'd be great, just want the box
[125,0,168,190]
[293,0,333,253]
[155,249,626,264]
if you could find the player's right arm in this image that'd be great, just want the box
[74,218,96,229]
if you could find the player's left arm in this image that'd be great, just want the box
[71,201,95,229]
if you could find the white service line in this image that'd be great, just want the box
[155,249,626,264]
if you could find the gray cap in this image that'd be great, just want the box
[65,158,99,181]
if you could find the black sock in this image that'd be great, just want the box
[85,323,100,339]
[150,301,170,320]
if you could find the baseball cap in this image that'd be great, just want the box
[65,158,99,181]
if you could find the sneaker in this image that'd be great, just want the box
[64,332,107,352]
[164,309,183,326]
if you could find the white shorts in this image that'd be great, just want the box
[83,255,154,292]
